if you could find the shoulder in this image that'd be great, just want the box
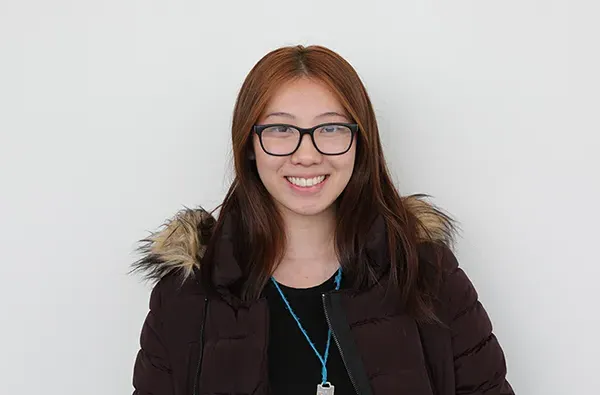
[142,271,212,352]
[147,271,206,314]
[418,242,480,323]
[437,246,479,318]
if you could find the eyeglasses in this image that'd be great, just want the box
[253,122,359,156]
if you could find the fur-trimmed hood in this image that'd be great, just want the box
[132,195,455,284]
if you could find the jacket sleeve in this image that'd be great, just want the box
[132,280,174,395]
[440,248,515,395]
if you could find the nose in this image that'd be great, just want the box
[290,133,322,165]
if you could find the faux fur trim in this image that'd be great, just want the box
[131,207,216,283]
[404,194,456,246]
[131,195,456,283]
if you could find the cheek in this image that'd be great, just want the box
[332,149,357,175]
[254,151,286,182]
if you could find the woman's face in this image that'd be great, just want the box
[252,77,357,217]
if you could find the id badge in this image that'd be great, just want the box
[317,382,335,395]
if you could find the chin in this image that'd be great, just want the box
[278,199,336,217]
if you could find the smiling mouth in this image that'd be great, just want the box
[284,175,329,188]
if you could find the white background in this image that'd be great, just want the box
[1,1,598,394]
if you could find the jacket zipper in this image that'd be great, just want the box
[322,292,360,395]
[193,297,209,395]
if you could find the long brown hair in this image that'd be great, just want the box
[202,44,453,321]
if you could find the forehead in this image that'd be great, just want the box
[261,77,349,120]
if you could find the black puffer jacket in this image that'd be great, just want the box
[132,196,514,394]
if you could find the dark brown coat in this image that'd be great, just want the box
[132,196,514,394]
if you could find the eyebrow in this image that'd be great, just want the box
[264,111,350,121]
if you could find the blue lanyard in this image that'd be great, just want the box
[271,268,343,385]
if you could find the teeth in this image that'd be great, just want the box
[286,175,326,187]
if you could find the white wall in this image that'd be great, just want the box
[1,1,598,394]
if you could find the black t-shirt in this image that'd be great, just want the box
[263,272,355,395]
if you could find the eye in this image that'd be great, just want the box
[321,125,341,133]
[266,125,293,134]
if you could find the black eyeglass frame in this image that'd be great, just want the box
[252,122,359,156]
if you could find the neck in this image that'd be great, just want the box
[272,204,340,288]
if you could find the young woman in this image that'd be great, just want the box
[131,44,514,395]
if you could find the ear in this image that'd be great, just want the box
[248,149,256,160]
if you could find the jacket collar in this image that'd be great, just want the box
[132,195,455,293]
